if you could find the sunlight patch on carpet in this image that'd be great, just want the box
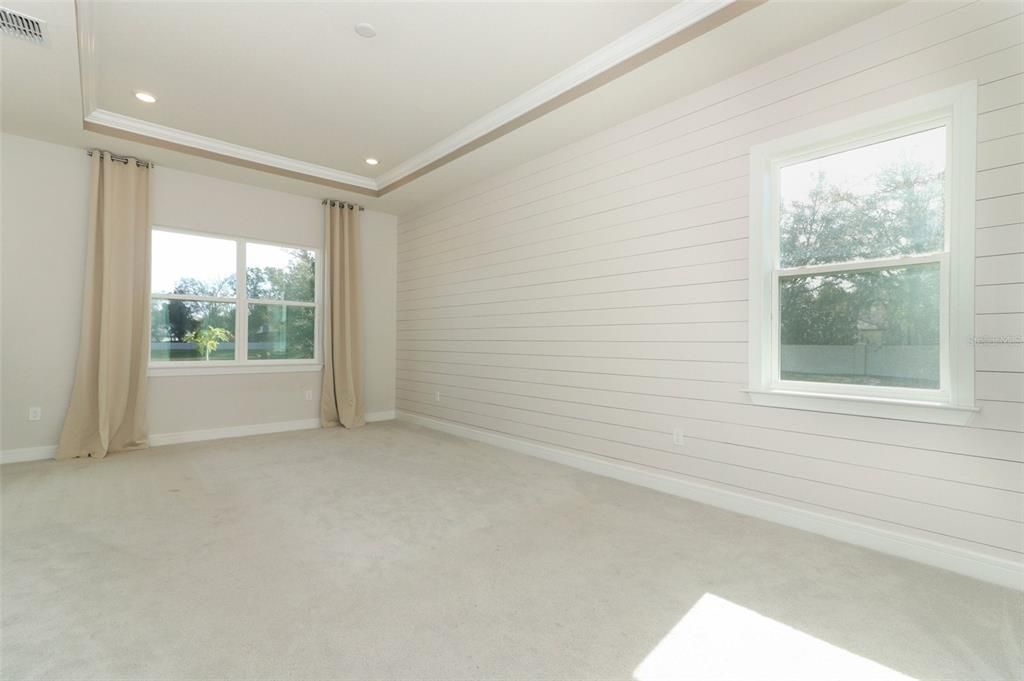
[633,593,916,681]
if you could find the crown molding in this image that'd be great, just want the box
[75,0,749,197]
[84,109,379,192]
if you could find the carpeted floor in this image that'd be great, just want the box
[1,421,1020,680]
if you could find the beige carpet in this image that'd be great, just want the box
[1,421,1020,680]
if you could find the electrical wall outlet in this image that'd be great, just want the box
[672,428,685,447]
[304,390,314,401]
[28,407,41,422]
[434,391,441,402]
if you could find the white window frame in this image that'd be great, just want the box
[746,84,978,425]
[149,226,323,376]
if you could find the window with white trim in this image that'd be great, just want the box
[748,85,976,423]
[150,228,319,367]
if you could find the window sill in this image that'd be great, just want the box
[743,388,978,425]
[149,363,323,377]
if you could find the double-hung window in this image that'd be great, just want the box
[747,85,977,423]
[150,228,320,372]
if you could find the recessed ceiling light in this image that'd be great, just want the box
[354,22,376,38]
[365,157,379,166]
[134,91,157,104]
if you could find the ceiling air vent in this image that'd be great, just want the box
[0,7,45,43]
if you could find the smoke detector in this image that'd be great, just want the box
[0,7,45,43]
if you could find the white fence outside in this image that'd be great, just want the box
[781,344,938,382]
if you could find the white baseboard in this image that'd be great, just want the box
[1,445,58,464]
[149,418,322,447]
[2,412,395,464]
[397,411,1023,591]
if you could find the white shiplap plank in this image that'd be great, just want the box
[978,73,1024,113]
[397,260,749,312]
[399,213,748,289]
[399,350,746,383]
[977,283,1024,313]
[397,280,748,320]
[397,362,746,404]
[977,193,1024,228]
[398,322,748,344]
[976,312,1024,337]
[975,343,1024,373]
[977,223,1024,257]
[978,103,1024,142]
[977,134,1024,171]
[970,400,1024,432]
[398,240,747,304]
[976,253,1024,285]
[401,195,749,280]
[977,371,1024,402]
[976,164,1024,201]
[397,340,748,364]
[397,300,748,329]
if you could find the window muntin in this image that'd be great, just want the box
[150,229,319,366]
[771,125,949,397]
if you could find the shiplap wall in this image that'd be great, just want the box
[396,2,1024,568]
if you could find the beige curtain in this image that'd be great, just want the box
[320,201,365,429]
[57,152,151,459]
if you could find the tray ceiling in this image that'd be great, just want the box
[2,1,896,213]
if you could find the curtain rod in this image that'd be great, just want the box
[86,149,153,168]
[323,199,365,212]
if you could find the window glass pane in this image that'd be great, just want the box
[779,127,946,268]
[248,304,315,360]
[152,230,236,297]
[246,243,315,302]
[151,300,236,361]
[779,263,940,389]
